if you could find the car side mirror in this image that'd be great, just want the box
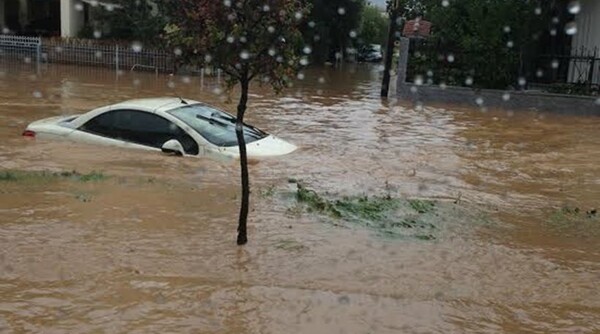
[161,139,184,156]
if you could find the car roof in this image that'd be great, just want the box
[109,97,203,113]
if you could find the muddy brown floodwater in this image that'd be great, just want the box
[1,63,600,333]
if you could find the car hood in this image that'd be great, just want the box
[218,135,297,158]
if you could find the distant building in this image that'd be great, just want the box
[0,0,105,38]
[568,0,600,84]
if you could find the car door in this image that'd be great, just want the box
[74,109,201,155]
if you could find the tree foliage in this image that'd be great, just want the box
[408,0,552,89]
[359,5,388,46]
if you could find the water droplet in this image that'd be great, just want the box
[550,29,557,36]
[297,72,305,80]
[131,41,143,53]
[439,82,447,90]
[300,57,309,66]
[565,22,577,35]
[475,97,484,106]
[240,36,247,43]
[167,81,175,89]
[338,7,346,15]
[24,57,31,64]
[410,86,418,93]
[240,50,250,60]
[204,54,212,63]
[318,77,326,84]
[268,48,277,56]
[182,76,191,84]
[227,36,235,43]
[426,70,433,77]
[212,87,223,95]
[414,75,424,86]
[95,51,102,58]
[502,93,511,101]
[89,0,98,6]
[552,17,560,24]
[267,26,275,33]
[503,26,511,33]
[568,1,581,15]
[1,27,9,34]
[174,48,182,56]
[518,77,526,86]
[132,78,140,86]
[447,54,455,63]
[442,0,450,7]
[536,69,544,78]
[74,3,84,11]
[93,30,102,39]
[465,77,474,86]
[106,4,114,11]
[595,98,600,106]
[506,40,514,48]
[534,7,542,15]
[308,21,316,28]
[223,0,231,7]
[349,30,357,38]
[32,91,42,98]
[263,5,270,12]
[551,59,559,69]
[303,46,312,54]
[294,12,303,20]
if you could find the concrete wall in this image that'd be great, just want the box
[60,0,83,37]
[568,0,600,84]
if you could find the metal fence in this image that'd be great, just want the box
[0,35,42,64]
[0,35,177,73]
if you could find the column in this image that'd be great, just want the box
[0,0,5,28]
[396,37,410,89]
[60,0,83,37]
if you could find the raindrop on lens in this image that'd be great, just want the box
[95,51,102,58]
[131,41,143,53]
[518,77,526,86]
[551,59,559,69]
[536,69,544,78]
[440,82,447,89]
[349,30,357,38]
[174,48,182,56]
[303,46,312,54]
[427,70,433,77]
[565,22,577,35]
[447,54,455,62]
[263,5,270,12]
[240,50,250,59]
[297,72,305,80]
[595,98,600,106]
[133,78,140,86]
[268,48,276,56]
[300,57,309,66]
[223,0,231,7]
[318,76,326,84]
[442,0,449,7]
[475,97,484,106]
[502,93,511,101]
[182,76,191,84]
[507,40,514,48]
[503,26,511,33]
[74,3,84,11]
[2,27,9,34]
[212,87,223,95]
[89,0,98,6]
[568,1,581,15]
[32,91,42,98]
[167,81,175,89]
[308,21,316,28]
[338,7,346,15]
[550,29,557,36]
[294,12,303,20]
[106,4,114,11]
[534,7,542,15]
[267,26,275,33]
[204,54,212,63]
[93,30,102,39]
[465,77,473,86]
[414,75,424,86]
[410,86,418,93]
[227,36,235,43]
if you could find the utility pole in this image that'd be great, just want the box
[381,0,400,98]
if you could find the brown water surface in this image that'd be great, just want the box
[1,63,599,333]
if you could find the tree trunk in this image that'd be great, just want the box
[236,78,250,245]
[381,8,399,97]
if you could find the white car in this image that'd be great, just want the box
[23,97,297,158]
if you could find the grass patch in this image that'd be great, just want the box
[546,206,599,237]
[295,183,443,240]
[273,239,308,252]
[0,170,108,183]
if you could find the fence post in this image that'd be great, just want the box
[36,38,41,65]
[396,37,410,91]
[115,44,119,73]
[588,48,597,91]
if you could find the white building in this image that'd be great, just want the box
[0,0,91,37]
[568,0,600,84]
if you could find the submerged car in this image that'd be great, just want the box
[358,44,383,62]
[23,97,297,158]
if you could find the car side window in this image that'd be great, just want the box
[79,110,199,155]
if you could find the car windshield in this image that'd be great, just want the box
[168,104,268,147]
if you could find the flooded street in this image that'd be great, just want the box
[1,63,600,333]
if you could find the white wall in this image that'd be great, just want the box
[60,0,83,37]
[569,0,600,83]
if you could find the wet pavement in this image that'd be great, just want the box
[1,63,599,333]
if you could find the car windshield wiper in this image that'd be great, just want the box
[196,113,230,127]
